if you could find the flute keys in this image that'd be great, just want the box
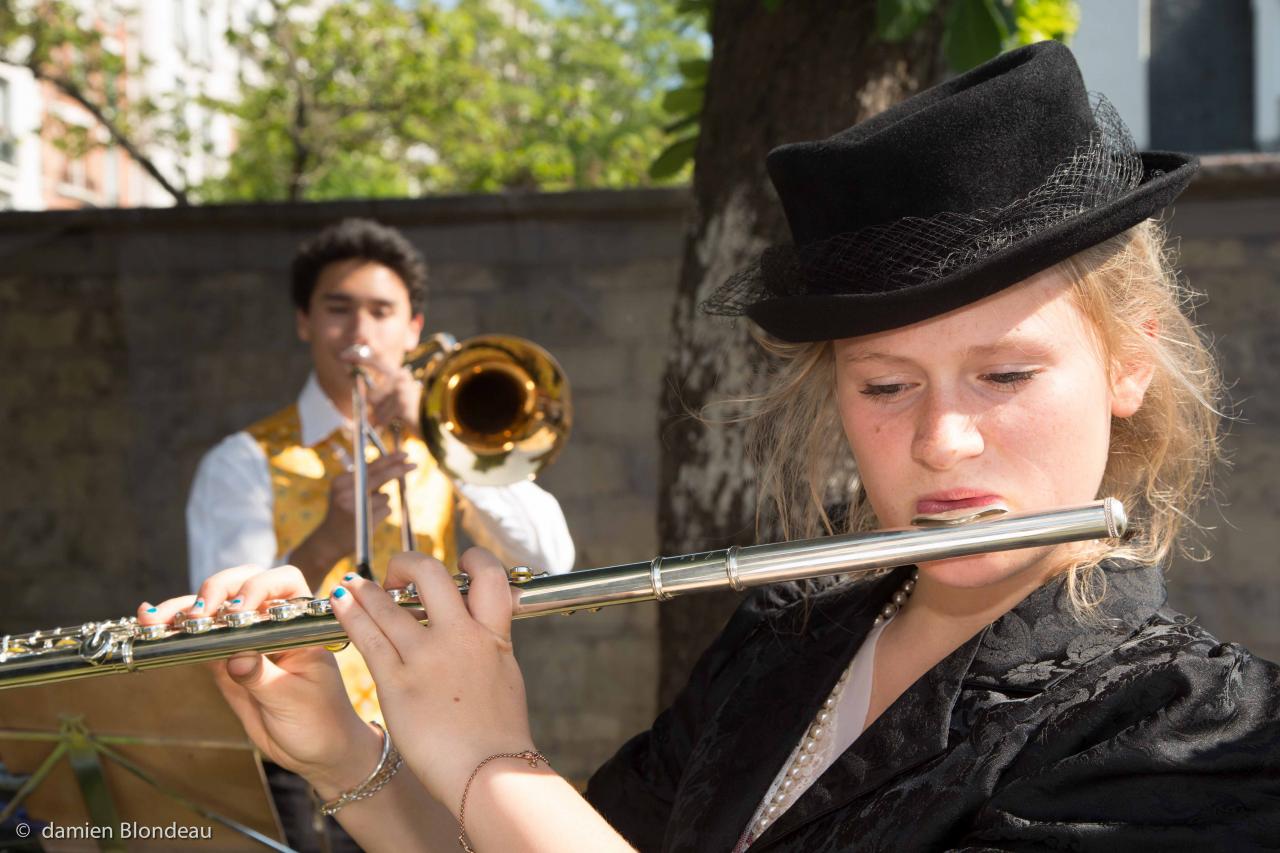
[266,599,306,622]
[136,623,168,641]
[222,610,256,628]
[182,616,215,634]
[307,598,333,616]
[388,584,420,604]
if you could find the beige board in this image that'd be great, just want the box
[0,665,285,851]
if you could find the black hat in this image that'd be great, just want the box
[705,40,1198,343]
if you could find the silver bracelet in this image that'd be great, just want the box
[315,721,404,817]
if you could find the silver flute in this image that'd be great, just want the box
[0,500,1125,691]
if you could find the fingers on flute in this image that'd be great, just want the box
[328,578,406,680]
[230,565,313,613]
[457,547,516,640]
[333,570,427,660]
[219,652,268,688]
[138,595,196,624]
[189,564,279,618]
[139,564,262,622]
[384,552,470,630]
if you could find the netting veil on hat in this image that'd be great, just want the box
[703,41,1197,342]
[703,96,1144,317]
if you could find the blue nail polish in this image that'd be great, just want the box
[146,607,158,614]
[333,587,347,599]
[343,573,355,581]
[194,600,205,609]
[231,598,243,605]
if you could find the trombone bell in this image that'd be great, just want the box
[411,334,571,486]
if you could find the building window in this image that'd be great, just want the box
[1148,0,1255,152]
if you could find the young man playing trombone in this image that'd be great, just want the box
[183,217,575,851]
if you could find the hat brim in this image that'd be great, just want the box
[745,152,1199,343]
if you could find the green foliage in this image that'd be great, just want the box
[7,0,1081,203]
[943,0,1009,71]
[1005,0,1080,45]
[648,2,711,180]
[876,0,1080,70]
[652,0,1078,181]
[198,0,450,201]
[200,0,705,201]
[649,134,698,180]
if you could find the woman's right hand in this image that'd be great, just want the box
[137,565,382,799]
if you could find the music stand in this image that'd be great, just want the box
[0,666,289,851]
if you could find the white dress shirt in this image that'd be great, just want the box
[186,374,575,590]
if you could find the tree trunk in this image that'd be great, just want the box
[656,0,945,708]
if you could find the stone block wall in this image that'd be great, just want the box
[0,167,1277,782]
[1159,184,1280,665]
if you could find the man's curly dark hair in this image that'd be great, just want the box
[291,218,428,314]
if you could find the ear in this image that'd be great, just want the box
[1110,326,1157,419]
[406,312,425,348]
[295,309,311,343]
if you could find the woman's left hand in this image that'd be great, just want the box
[327,547,534,812]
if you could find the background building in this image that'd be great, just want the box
[0,0,248,211]
[0,61,43,209]
[1074,0,1280,152]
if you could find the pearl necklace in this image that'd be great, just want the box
[739,568,918,847]
[873,566,917,626]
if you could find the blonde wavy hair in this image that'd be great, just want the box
[739,220,1225,616]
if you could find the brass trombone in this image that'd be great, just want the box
[346,333,572,577]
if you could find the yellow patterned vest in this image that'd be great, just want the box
[247,404,456,722]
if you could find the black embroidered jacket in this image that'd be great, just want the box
[585,563,1280,851]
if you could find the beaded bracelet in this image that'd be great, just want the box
[457,749,549,852]
[315,722,404,817]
